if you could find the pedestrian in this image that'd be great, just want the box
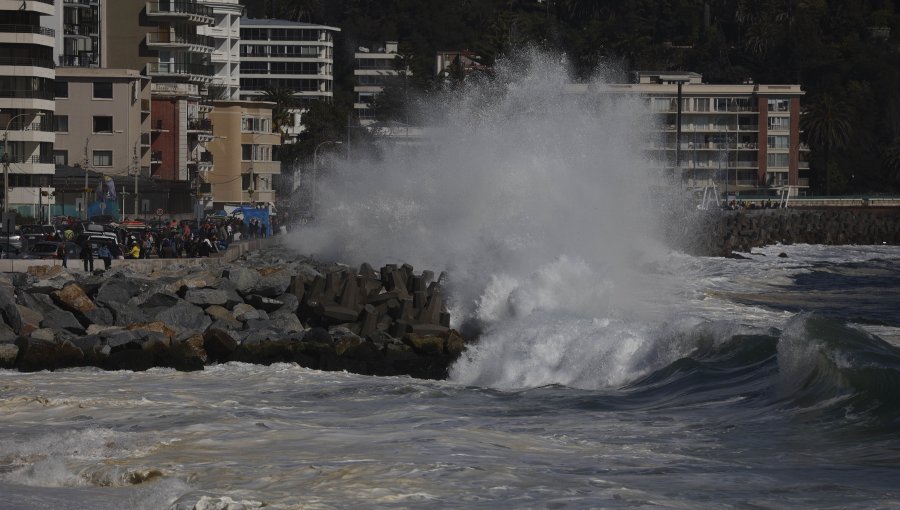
[56,243,67,268]
[98,243,112,270]
[81,241,94,272]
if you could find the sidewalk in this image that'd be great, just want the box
[0,237,279,274]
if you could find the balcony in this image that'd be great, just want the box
[58,53,98,67]
[63,23,97,37]
[0,24,55,37]
[0,57,55,69]
[146,31,214,52]
[150,151,163,164]
[63,0,92,7]
[146,1,214,25]
[187,117,213,133]
[145,61,213,83]
[0,88,54,100]
[140,132,151,147]
[0,155,54,165]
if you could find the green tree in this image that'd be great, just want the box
[261,87,297,138]
[801,92,854,195]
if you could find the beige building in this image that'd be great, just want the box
[206,100,279,209]
[568,72,806,195]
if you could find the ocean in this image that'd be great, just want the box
[2,243,899,509]
[4,50,900,509]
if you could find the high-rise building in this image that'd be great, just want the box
[354,41,409,125]
[198,0,242,100]
[51,0,101,68]
[0,0,56,214]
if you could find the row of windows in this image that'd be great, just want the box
[54,81,113,99]
[52,150,112,167]
[241,117,270,133]
[649,97,792,113]
[52,115,117,134]
[767,153,790,167]
[241,78,326,92]
[241,144,271,161]
[240,61,323,74]
[240,28,331,42]
[240,44,325,57]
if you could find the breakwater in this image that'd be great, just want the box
[673,208,900,256]
[0,251,467,379]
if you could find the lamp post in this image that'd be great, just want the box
[312,140,341,216]
[3,111,45,213]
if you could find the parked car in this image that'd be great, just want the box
[24,241,80,260]
[19,224,56,246]
[0,231,23,251]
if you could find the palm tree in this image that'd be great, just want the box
[801,93,854,195]
[262,87,296,138]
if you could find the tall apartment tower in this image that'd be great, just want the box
[0,0,56,214]
[354,41,409,125]
[50,0,101,67]
[103,0,214,190]
[197,0,243,100]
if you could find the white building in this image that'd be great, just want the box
[0,0,56,214]
[198,0,243,100]
[49,0,101,68]
[354,41,409,125]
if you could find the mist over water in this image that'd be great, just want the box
[286,49,685,389]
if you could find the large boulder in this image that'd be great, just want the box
[0,285,23,334]
[244,294,284,313]
[203,328,239,362]
[95,278,140,307]
[223,267,260,295]
[184,288,230,308]
[104,301,151,327]
[165,272,221,295]
[41,308,85,335]
[0,341,18,369]
[15,305,42,337]
[153,301,211,334]
[251,267,292,297]
[51,283,95,316]
[15,334,84,371]
[205,305,243,329]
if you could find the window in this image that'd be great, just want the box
[53,150,68,166]
[241,117,269,132]
[92,150,112,167]
[93,81,113,99]
[767,116,789,131]
[767,135,789,149]
[241,144,269,161]
[54,81,68,98]
[53,115,69,133]
[714,98,730,112]
[767,153,789,168]
[93,116,113,133]
[767,99,789,112]
[694,98,709,112]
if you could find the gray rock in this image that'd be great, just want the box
[273,293,300,315]
[104,301,150,327]
[0,341,18,368]
[184,288,230,307]
[251,268,292,297]
[102,329,141,350]
[223,267,260,295]
[232,303,268,322]
[30,328,56,342]
[132,290,180,309]
[154,301,211,333]
[41,308,85,334]
[0,321,16,343]
[96,278,140,307]
[84,306,114,327]
[0,285,23,334]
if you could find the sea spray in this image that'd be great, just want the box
[283,48,684,388]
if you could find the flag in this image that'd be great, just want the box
[105,176,116,200]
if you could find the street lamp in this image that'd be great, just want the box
[3,111,45,213]
[312,140,341,216]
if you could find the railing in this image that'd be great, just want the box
[187,118,213,131]
[63,23,97,36]
[0,89,54,100]
[0,57,55,69]
[146,61,212,77]
[147,31,214,49]
[146,1,213,18]
[0,24,55,36]
[58,53,98,67]
[63,0,92,5]
[198,151,213,163]
[0,155,54,164]
[2,119,52,131]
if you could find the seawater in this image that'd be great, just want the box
[2,244,900,509]
[3,50,900,508]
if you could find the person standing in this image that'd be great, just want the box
[98,243,112,270]
[80,241,94,272]
[56,243,67,268]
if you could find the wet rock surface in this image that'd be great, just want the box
[0,249,472,380]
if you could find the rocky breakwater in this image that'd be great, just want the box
[674,208,900,256]
[0,253,468,379]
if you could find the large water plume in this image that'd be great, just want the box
[286,49,678,389]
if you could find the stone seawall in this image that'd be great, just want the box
[674,208,900,256]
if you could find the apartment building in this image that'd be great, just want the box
[354,41,409,125]
[50,0,101,68]
[197,0,242,100]
[239,17,339,139]
[102,0,214,191]
[52,68,150,218]
[0,0,56,215]
[206,100,279,209]
[568,72,805,194]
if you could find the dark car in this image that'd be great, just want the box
[25,241,80,260]
[19,224,56,246]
